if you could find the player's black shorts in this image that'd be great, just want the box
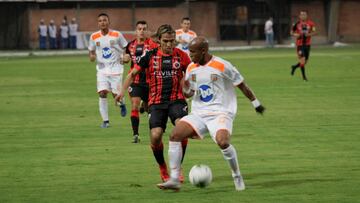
[148,100,188,130]
[297,45,311,60]
[128,84,149,103]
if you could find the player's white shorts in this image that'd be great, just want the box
[180,112,234,143]
[97,73,122,94]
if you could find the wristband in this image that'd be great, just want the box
[251,99,261,108]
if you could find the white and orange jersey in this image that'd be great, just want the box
[185,56,244,117]
[175,29,197,53]
[88,30,128,75]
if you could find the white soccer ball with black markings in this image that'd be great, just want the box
[189,164,212,188]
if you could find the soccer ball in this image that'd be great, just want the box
[188,164,212,188]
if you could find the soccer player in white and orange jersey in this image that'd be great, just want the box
[158,37,265,191]
[88,13,128,128]
[175,17,197,55]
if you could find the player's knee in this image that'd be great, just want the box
[170,127,183,141]
[150,130,163,144]
[99,91,107,98]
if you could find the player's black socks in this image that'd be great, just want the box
[300,66,308,81]
[181,138,188,163]
[151,142,165,165]
[131,110,139,135]
[130,116,139,135]
[291,63,300,75]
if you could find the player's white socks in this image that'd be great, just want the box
[168,141,182,181]
[221,144,241,177]
[99,97,109,121]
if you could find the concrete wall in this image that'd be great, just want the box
[338,0,360,42]
[28,1,218,49]
[291,0,328,44]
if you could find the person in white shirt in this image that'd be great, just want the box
[264,17,274,48]
[38,19,47,49]
[48,20,57,49]
[88,13,128,128]
[175,17,197,55]
[157,37,265,191]
[60,20,69,49]
[69,18,78,49]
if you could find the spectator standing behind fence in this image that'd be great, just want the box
[38,19,47,49]
[69,18,78,49]
[264,17,274,48]
[60,20,69,49]
[48,20,57,49]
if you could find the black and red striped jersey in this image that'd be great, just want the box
[126,38,158,86]
[136,47,191,106]
[292,20,316,46]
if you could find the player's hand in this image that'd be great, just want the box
[122,54,131,64]
[255,105,265,115]
[115,91,125,105]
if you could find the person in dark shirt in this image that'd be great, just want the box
[290,11,317,81]
[116,24,190,183]
[123,21,158,143]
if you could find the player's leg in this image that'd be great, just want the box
[128,85,143,143]
[299,54,307,81]
[169,101,189,182]
[149,107,169,182]
[111,74,127,117]
[97,73,110,128]
[158,114,205,190]
[209,115,245,191]
[291,46,301,75]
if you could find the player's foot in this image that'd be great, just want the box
[233,175,245,191]
[132,134,140,143]
[291,65,296,76]
[303,77,308,81]
[119,102,127,117]
[157,178,181,191]
[179,168,184,183]
[100,121,110,128]
[159,164,170,182]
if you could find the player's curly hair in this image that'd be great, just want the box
[156,24,175,39]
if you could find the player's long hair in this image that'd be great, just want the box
[156,24,175,39]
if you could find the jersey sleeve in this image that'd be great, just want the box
[118,32,128,49]
[224,62,244,86]
[125,42,131,54]
[137,49,155,69]
[180,51,191,71]
[292,22,298,33]
[88,34,96,51]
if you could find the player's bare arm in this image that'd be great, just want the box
[237,82,265,114]
[115,68,140,103]
[89,50,96,62]
[181,78,194,98]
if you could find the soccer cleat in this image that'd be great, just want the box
[159,164,170,182]
[119,102,127,117]
[179,168,185,183]
[233,175,246,191]
[100,121,110,128]
[157,178,181,191]
[132,134,140,143]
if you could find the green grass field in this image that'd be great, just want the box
[0,46,359,203]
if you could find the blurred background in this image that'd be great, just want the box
[0,0,359,50]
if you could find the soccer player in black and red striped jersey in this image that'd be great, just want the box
[116,24,190,183]
[290,11,317,81]
[123,21,158,143]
